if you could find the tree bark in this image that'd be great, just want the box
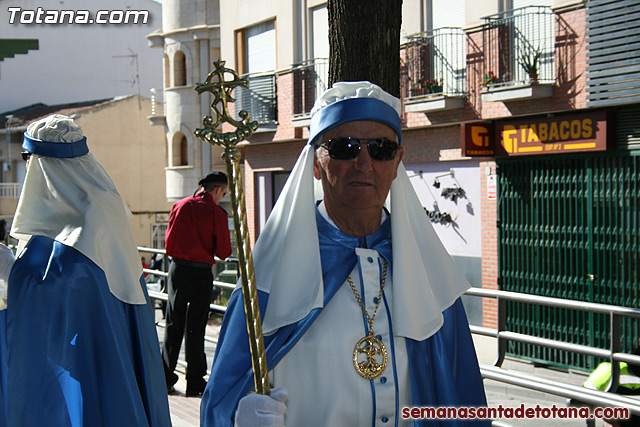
[327,0,403,97]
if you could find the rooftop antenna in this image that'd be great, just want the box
[113,48,141,109]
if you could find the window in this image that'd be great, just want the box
[245,21,276,74]
[172,132,189,166]
[482,6,554,86]
[174,50,186,87]
[310,5,329,100]
[163,54,170,88]
[235,20,278,124]
[256,170,291,234]
[151,223,167,249]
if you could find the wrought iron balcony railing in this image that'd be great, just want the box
[290,58,329,118]
[235,71,278,125]
[401,27,466,99]
[481,6,555,87]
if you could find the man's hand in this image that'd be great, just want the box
[235,387,288,427]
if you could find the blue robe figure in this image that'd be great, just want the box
[201,82,488,426]
[7,236,170,426]
[0,224,12,427]
[201,211,487,426]
[0,309,7,427]
[4,114,171,426]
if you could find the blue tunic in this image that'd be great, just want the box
[201,213,488,426]
[0,310,7,427]
[5,236,171,427]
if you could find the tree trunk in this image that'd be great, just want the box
[327,0,403,97]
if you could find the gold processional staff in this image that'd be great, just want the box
[194,59,269,395]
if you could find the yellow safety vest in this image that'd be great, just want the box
[584,362,640,391]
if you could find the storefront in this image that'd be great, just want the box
[464,106,640,370]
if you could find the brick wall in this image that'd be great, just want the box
[480,161,498,329]
[403,126,462,163]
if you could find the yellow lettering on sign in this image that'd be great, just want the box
[503,125,517,153]
[519,125,529,143]
[528,124,540,142]
[471,126,490,147]
[570,120,581,139]
[498,113,604,156]
[549,122,559,141]
[582,118,593,138]
[560,121,570,140]
[539,123,548,141]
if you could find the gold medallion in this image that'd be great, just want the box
[353,332,388,379]
[347,258,389,380]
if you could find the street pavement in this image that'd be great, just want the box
[154,310,606,427]
[154,310,222,427]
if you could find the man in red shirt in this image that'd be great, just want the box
[162,171,232,397]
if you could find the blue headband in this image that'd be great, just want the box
[23,133,89,158]
[308,97,402,146]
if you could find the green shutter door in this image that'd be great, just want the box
[497,153,640,370]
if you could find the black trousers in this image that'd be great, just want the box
[161,261,213,387]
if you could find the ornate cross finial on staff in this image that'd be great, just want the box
[194,58,269,395]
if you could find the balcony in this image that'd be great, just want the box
[0,183,22,199]
[235,71,278,129]
[147,88,166,126]
[480,6,555,103]
[401,28,466,112]
[289,58,329,128]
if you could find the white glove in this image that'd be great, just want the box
[235,387,288,427]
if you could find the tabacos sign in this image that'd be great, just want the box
[462,111,611,157]
[461,122,495,156]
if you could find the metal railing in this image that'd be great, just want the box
[481,6,555,86]
[466,287,640,415]
[401,27,466,99]
[0,183,22,199]
[139,246,640,413]
[286,58,329,118]
[149,88,165,117]
[137,246,237,316]
[235,72,278,125]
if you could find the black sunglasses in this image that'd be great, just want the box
[21,151,31,161]
[321,137,399,161]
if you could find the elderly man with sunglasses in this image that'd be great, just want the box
[201,82,487,426]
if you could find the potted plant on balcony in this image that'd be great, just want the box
[520,48,541,83]
[423,78,444,95]
[409,78,443,97]
[482,71,500,88]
